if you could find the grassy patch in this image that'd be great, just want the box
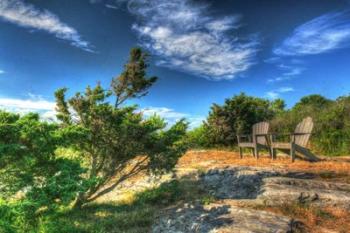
[33,178,215,233]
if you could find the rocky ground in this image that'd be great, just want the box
[152,166,350,233]
[95,150,350,233]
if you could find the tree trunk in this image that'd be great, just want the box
[73,192,87,209]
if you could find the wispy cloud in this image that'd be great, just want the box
[274,11,350,56]
[0,95,56,121]
[0,69,4,74]
[0,0,93,52]
[267,64,304,83]
[105,4,118,10]
[266,87,294,99]
[141,106,204,129]
[116,0,258,80]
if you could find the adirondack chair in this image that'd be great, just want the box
[270,117,314,162]
[237,122,271,159]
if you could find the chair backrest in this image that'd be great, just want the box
[294,117,313,147]
[252,122,269,145]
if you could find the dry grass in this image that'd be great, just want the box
[177,150,350,179]
[178,150,350,232]
[246,202,350,233]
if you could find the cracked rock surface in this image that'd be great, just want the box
[152,166,350,233]
[152,203,295,233]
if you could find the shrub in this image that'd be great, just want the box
[187,125,210,149]
[202,93,350,156]
[203,93,277,147]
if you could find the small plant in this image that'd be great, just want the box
[200,195,216,205]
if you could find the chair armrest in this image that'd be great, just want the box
[237,134,251,137]
[268,133,291,136]
[291,132,312,136]
[269,133,294,143]
[255,133,268,136]
[237,134,252,143]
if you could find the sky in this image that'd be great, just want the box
[1,0,350,128]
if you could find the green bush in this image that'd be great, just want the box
[198,93,350,156]
[187,125,210,149]
[202,93,283,147]
[271,94,350,155]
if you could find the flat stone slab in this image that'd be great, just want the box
[200,167,350,209]
[260,177,350,208]
[152,202,294,233]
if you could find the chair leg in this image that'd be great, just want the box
[272,148,276,160]
[239,147,243,159]
[290,144,295,162]
[255,146,259,159]
[252,148,256,158]
[268,147,273,160]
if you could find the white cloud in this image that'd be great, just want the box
[274,11,350,56]
[118,0,258,80]
[278,87,294,93]
[142,107,187,119]
[0,96,56,121]
[283,67,303,76]
[140,106,204,129]
[0,69,4,74]
[266,87,294,99]
[267,65,304,83]
[267,76,289,83]
[0,0,93,52]
[266,91,279,100]
[105,4,118,9]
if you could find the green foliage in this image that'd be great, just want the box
[134,180,180,205]
[270,98,286,114]
[54,48,188,207]
[0,111,84,200]
[0,112,89,232]
[187,125,210,148]
[194,92,350,156]
[5,177,208,233]
[112,47,158,107]
[270,94,350,155]
[0,48,188,231]
[294,94,332,110]
[204,93,275,146]
[0,199,39,233]
[27,158,90,208]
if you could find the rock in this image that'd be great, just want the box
[152,202,295,233]
[199,167,350,209]
[259,177,350,208]
[201,167,277,199]
[94,165,349,231]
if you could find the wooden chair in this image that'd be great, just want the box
[270,117,314,162]
[237,122,271,159]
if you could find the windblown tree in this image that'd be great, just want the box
[112,48,158,107]
[55,48,188,208]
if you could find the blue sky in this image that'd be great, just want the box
[1,0,350,127]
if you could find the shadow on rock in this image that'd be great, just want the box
[152,204,233,233]
[198,167,278,199]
